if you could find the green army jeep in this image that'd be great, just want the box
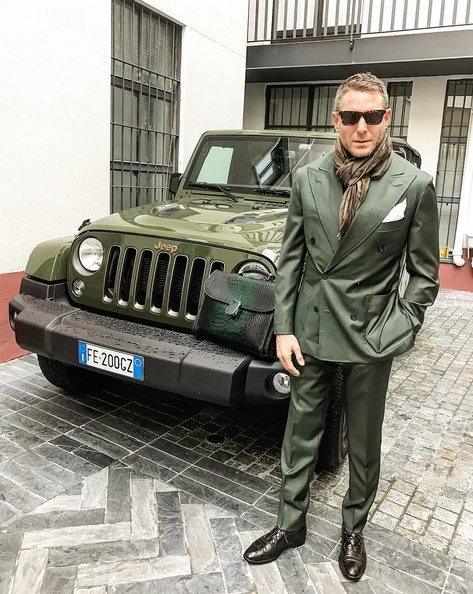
[9,130,420,470]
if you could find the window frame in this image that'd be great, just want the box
[111,0,181,212]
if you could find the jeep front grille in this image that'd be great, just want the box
[136,250,152,308]
[151,252,170,311]
[103,246,225,320]
[118,248,136,305]
[104,246,120,300]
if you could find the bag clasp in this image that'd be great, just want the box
[225,299,241,317]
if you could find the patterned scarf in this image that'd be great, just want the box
[333,129,393,239]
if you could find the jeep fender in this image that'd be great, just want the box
[25,236,75,281]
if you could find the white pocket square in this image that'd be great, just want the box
[382,198,407,222]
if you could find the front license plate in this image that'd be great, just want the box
[77,341,144,381]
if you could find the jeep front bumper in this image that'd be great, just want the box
[9,279,288,407]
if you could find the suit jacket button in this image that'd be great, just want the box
[350,313,357,321]
[310,237,315,244]
[322,273,328,280]
[377,245,385,253]
[313,305,319,313]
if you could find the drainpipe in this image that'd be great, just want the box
[452,107,473,267]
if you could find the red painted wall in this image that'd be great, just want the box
[0,272,27,363]
[439,250,473,292]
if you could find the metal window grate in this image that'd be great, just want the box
[111,0,181,212]
[265,83,338,131]
[387,81,412,140]
[266,82,413,136]
[266,85,311,129]
[436,79,473,257]
[311,85,338,131]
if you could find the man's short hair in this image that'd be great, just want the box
[334,72,389,111]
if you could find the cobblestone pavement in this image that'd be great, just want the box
[0,288,472,593]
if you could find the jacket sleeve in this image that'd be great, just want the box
[273,169,307,335]
[400,177,440,332]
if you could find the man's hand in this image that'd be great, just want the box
[276,334,305,377]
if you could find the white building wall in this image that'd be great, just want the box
[0,0,248,273]
[406,77,446,179]
[243,83,267,129]
[0,1,110,274]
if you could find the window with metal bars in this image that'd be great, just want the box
[266,82,413,137]
[111,0,181,212]
[265,83,338,131]
[436,79,473,257]
[387,81,412,140]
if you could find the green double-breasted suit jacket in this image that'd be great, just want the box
[273,150,440,363]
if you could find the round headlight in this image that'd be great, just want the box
[236,261,273,280]
[78,238,103,272]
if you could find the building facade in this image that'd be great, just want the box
[244,0,473,268]
[0,0,248,274]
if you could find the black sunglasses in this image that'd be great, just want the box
[337,109,387,126]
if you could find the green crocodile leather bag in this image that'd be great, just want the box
[193,270,277,359]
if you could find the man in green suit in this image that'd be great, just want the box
[243,73,440,580]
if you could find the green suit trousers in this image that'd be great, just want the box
[277,353,393,533]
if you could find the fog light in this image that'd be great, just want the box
[273,372,291,395]
[72,278,85,297]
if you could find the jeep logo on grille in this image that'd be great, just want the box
[154,240,178,254]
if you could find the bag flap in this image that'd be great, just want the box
[203,270,275,312]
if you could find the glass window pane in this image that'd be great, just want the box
[196,146,234,184]
[435,78,473,252]
[387,81,412,140]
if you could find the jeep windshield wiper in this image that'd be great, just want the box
[253,187,290,197]
[187,182,239,202]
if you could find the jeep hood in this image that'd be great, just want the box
[83,199,287,254]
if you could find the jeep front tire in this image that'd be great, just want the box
[38,355,104,394]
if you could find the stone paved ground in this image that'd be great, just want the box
[0,288,472,593]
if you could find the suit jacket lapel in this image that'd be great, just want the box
[307,152,342,254]
[307,152,417,272]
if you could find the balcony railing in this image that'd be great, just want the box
[247,0,473,43]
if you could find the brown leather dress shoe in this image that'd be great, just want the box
[338,525,367,581]
[243,525,306,565]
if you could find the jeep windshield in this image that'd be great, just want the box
[184,135,335,197]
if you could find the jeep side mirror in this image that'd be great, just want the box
[169,172,182,194]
